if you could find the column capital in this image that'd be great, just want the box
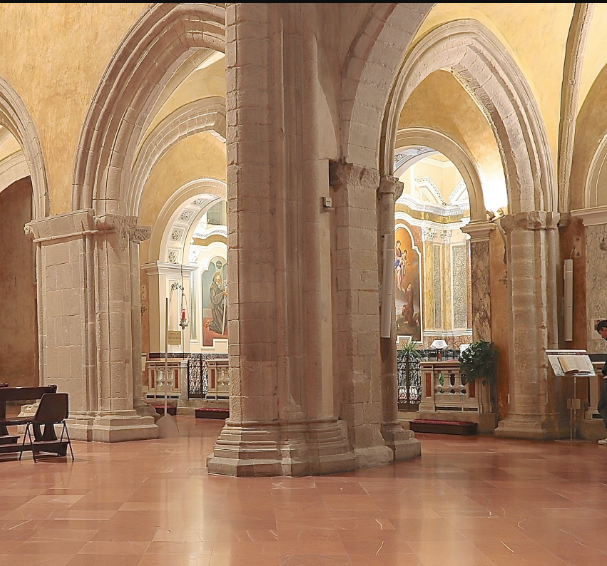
[460,221,496,242]
[329,160,380,191]
[378,175,404,200]
[499,211,560,235]
[25,209,96,242]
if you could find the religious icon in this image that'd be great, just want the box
[394,226,421,341]
[202,258,228,346]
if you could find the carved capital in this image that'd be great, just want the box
[329,160,380,190]
[378,175,404,200]
[499,211,560,235]
[460,221,496,242]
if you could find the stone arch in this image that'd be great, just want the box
[0,77,49,218]
[127,97,226,217]
[381,20,555,214]
[0,151,29,194]
[72,3,225,214]
[148,178,227,265]
[394,128,485,221]
[584,133,607,208]
[341,3,433,168]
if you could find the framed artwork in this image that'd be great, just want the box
[202,257,228,346]
[394,225,422,342]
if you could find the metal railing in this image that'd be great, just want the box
[186,354,228,398]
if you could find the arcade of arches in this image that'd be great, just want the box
[1,3,607,477]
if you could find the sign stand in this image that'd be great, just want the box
[157,297,179,439]
[547,349,594,441]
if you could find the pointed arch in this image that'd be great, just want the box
[0,77,49,218]
[381,20,555,214]
[72,3,225,214]
[127,97,226,217]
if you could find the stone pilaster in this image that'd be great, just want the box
[377,175,421,460]
[570,207,607,353]
[26,210,158,442]
[461,222,495,342]
[493,211,567,440]
[207,3,354,476]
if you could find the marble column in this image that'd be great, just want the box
[493,211,567,440]
[25,210,158,442]
[377,175,421,460]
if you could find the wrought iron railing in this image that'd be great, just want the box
[187,354,228,398]
[397,351,422,410]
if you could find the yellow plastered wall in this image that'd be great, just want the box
[0,4,148,215]
[138,132,227,264]
[398,70,506,212]
[415,3,574,183]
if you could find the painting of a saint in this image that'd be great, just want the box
[202,258,228,346]
[394,226,421,341]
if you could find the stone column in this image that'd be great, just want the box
[26,210,158,442]
[460,222,495,342]
[494,211,567,440]
[130,228,156,418]
[329,162,390,468]
[377,175,421,460]
[207,3,354,476]
[421,227,436,334]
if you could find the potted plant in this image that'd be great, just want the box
[458,341,499,411]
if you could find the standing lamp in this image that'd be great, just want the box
[431,339,448,361]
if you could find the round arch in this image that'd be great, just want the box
[0,77,49,218]
[394,128,486,222]
[72,3,225,214]
[148,178,227,265]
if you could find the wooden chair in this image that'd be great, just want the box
[20,393,74,462]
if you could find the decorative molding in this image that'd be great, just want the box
[571,206,607,226]
[460,221,496,242]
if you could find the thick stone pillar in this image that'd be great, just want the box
[494,211,567,440]
[377,175,421,459]
[207,3,353,476]
[26,210,158,442]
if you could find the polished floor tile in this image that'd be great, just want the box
[2,414,607,566]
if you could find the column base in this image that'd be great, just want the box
[207,418,356,477]
[67,412,159,442]
[493,414,569,440]
[381,422,422,461]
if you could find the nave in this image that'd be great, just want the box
[1,414,606,566]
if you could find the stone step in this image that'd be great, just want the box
[409,419,478,435]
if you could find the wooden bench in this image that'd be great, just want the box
[409,419,478,435]
[0,385,70,457]
[152,405,177,416]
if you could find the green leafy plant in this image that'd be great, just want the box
[399,341,421,359]
[458,341,499,384]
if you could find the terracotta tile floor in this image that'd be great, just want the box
[2,414,607,566]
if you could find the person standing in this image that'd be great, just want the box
[596,320,607,444]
